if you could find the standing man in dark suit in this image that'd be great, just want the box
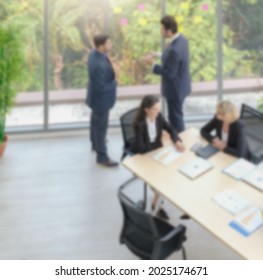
[146,16,191,133]
[86,35,118,167]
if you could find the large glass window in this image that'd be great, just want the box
[166,0,219,117]
[3,0,44,129]
[48,0,162,126]
[223,0,263,110]
[48,0,91,125]
[106,0,163,123]
[4,0,263,132]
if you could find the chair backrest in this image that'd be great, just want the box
[118,191,158,237]
[118,190,187,259]
[118,190,161,259]
[240,104,263,154]
[241,104,263,121]
[120,108,139,148]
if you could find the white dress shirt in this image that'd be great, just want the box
[146,118,157,143]
[169,33,181,44]
[221,129,229,143]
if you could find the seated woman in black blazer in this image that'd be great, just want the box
[133,95,185,154]
[201,100,252,160]
[132,95,185,220]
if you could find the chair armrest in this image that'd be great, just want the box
[159,225,186,242]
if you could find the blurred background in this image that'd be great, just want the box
[1,0,262,130]
[0,0,263,260]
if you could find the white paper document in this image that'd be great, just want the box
[213,189,250,215]
[179,158,213,179]
[223,158,256,180]
[153,146,182,165]
[243,169,263,191]
[232,206,263,234]
[257,162,263,170]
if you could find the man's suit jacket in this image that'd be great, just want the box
[132,113,181,154]
[201,116,252,160]
[86,49,117,112]
[153,35,191,102]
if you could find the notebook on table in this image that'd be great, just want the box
[242,163,263,191]
[223,158,256,180]
[153,146,182,165]
[229,206,263,237]
[213,189,250,215]
[179,158,213,180]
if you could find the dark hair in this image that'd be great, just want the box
[93,34,110,48]
[160,16,178,34]
[134,95,160,127]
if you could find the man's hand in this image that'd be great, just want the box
[142,53,154,65]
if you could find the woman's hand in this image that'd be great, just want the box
[175,141,186,152]
[212,138,227,151]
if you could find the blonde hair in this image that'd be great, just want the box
[216,100,240,123]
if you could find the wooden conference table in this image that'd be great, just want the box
[123,128,263,260]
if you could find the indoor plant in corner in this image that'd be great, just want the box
[0,24,25,157]
[258,97,263,113]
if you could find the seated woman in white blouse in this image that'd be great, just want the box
[132,95,185,220]
[132,95,185,154]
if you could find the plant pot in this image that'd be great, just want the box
[0,135,8,157]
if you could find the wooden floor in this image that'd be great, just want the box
[0,128,241,260]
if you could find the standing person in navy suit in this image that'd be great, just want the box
[86,35,118,167]
[145,16,191,133]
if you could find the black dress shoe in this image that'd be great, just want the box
[98,159,119,167]
[156,208,169,220]
[180,214,190,220]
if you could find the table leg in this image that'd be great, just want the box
[143,182,147,210]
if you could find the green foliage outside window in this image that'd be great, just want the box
[0,0,262,91]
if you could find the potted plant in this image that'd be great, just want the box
[0,24,25,157]
[258,97,263,113]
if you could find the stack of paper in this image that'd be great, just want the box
[213,189,250,215]
[258,162,263,170]
[153,146,182,165]
[223,159,263,191]
[242,168,263,191]
[223,158,256,180]
[229,206,263,237]
[179,158,213,179]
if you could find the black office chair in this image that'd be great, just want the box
[120,108,138,160]
[118,189,187,260]
[240,103,263,120]
[240,104,263,163]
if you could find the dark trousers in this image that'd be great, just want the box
[90,109,109,163]
[166,97,185,133]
